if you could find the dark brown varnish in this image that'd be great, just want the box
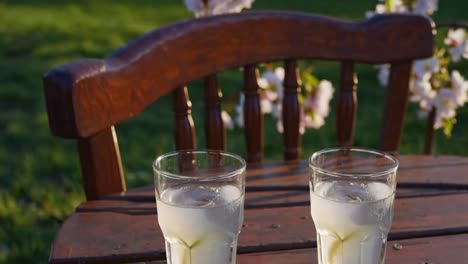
[43,12,433,199]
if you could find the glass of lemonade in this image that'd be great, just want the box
[309,147,398,264]
[153,150,246,264]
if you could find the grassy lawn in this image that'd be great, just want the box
[0,0,467,263]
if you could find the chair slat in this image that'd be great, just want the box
[380,61,412,153]
[336,61,357,148]
[77,126,126,200]
[204,74,226,151]
[243,65,263,162]
[282,60,301,161]
[424,107,436,154]
[173,86,196,150]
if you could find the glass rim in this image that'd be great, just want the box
[309,147,399,178]
[153,149,247,181]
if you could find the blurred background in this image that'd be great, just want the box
[0,0,467,263]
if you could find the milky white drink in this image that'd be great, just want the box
[310,181,394,264]
[157,184,244,264]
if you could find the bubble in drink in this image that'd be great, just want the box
[310,181,394,264]
[157,184,244,264]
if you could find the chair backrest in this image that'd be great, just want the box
[43,11,434,200]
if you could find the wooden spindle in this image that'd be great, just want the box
[243,64,263,162]
[380,61,412,153]
[424,107,436,154]
[173,86,196,150]
[204,74,226,151]
[282,60,301,161]
[77,126,126,200]
[336,61,357,148]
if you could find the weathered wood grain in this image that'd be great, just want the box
[49,191,468,263]
[51,156,468,263]
[237,233,468,263]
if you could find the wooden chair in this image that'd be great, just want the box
[43,11,434,203]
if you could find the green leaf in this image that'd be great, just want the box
[301,71,319,93]
[435,47,446,58]
[432,70,451,89]
[385,0,394,12]
[442,117,457,138]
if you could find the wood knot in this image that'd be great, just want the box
[269,224,281,229]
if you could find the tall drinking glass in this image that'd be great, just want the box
[153,150,246,264]
[309,148,398,264]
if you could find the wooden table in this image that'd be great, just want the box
[49,155,468,263]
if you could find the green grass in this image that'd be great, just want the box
[0,0,467,263]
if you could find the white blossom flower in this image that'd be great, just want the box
[257,77,269,89]
[303,113,325,129]
[366,0,465,135]
[316,80,334,101]
[221,110,234,130]
[271,103,282,119]
[254,77,278,113]
[260,99,272,114]
[433,88,457,119]
[275,115,306,134]
[433,115,443,129]
[262,67,285,100]
[235,109,244,127]
[234,66,334,133]
[444,28,468,62]
[450,70,468,106]
[299,125,305,135]
[184,0,205,16]
[272,103,286,134]
[413,0,438,16]
[410,79,436,111]
[276,119,284,134]
[393,0,408,12]
[234,93,245,127]
[305,80,334,118]
[376,64,390,86]
[412,57,440,81]
[365,4,386,18]
[184,0,254,17]
[433,117,443,129]
[444,28,465,47]
[365,0,407,18]
[433,88,458,129]
[263,90,278,102]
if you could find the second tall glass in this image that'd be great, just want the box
[309,147,398,264]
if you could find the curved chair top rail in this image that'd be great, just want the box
[43,11,434,138]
